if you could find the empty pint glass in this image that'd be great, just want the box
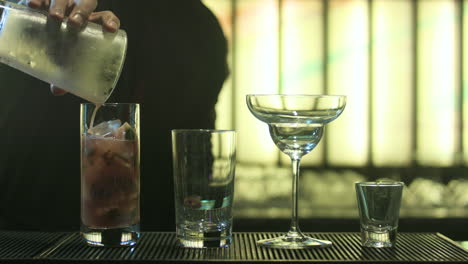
[81,104,140,247]
[0,1,127,103]
[172,129,236,248]
[355,182,404,248]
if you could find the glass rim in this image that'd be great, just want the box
[246,94,347,98]
[356,181,404,187]
[81,103,140,106]
[172,129,236,134]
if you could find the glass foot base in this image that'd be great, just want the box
[81,224,140,247]
[361,228,397,248]
[257,233,332,249]
[176,225,232,248]
[178,236,232,248]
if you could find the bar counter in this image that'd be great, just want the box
[0,231,466,263]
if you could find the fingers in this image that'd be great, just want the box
[50,85,67,96]
[27,0,50,9]
[69,0,98,27]
[89,11,120,32]
[49,0,69,20]
[27,0,116,33]
[29,0,98,28]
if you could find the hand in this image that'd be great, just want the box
[26,0,121,95]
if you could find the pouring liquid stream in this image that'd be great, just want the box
[89,104,102,129]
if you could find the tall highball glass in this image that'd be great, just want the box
[80,103,140,247]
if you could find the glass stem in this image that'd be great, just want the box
[289,157,301,236]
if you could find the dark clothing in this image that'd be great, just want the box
[0,0,228,231]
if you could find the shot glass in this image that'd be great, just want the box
[0,0,127,104]
[81,103,140,247]
[172,129,236,248]
[355,181,404,248]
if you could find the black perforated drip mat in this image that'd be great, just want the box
[0,231,66,260]
[0,232,466,263]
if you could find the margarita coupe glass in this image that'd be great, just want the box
[246,94,346,249]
